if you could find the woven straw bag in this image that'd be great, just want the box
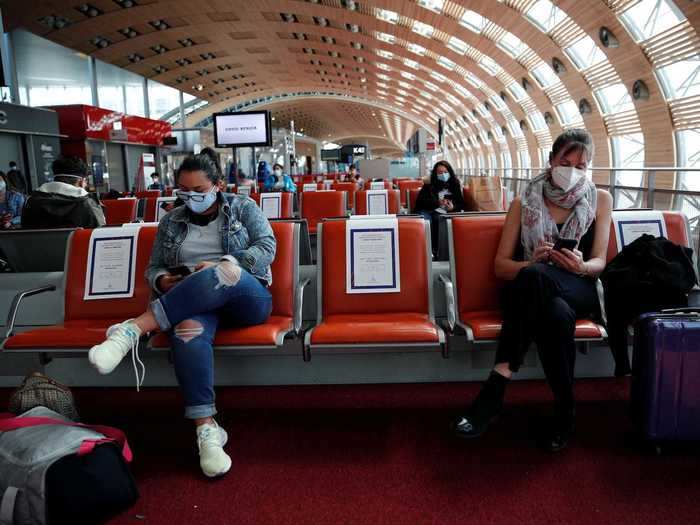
[8,372,79,421]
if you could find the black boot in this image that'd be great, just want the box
[453,371,509,439]
[541,405,575,453]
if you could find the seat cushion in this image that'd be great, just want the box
[460,311,604,341]
[310,313,440,345]
[3,319,121,350]
[149,315,293,349]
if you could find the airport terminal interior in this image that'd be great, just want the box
[1,0,700,523]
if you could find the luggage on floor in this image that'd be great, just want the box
[0,406,138,525]
[631,309,700,442]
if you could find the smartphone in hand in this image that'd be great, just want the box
[553,238,577,252]
[167,265,192,277]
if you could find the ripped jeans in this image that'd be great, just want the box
[150,263,272,419]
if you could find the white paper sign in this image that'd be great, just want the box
[346,216,401,294]
[303,183,318,192]
[366,189,389,215]
[156,197,177,221]
[84,228,139,300]
[237,185,252,197]
[323,180,334,190]
[612,210,668,251]
[370,181,386,190]
[260,192,282,219]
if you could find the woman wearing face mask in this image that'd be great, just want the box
[452,129,612,452]
[0,171,24,229]
[263,163,296,192]
[347,165,364,189]
[414,161,466,254]
[88,154,275,478]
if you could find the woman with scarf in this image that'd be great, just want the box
[414,160,466,254]
[453,129,612,452]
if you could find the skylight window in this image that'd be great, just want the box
[447,36,468,55]
[397,89,409,96]
[376,9,399,25]
[524,0,567,33]
[564,35,606,70]
[424,81,439,92]
[407,43,427,56]
[555,100,583,126]
[475,104,488,118]
[489,94,506,110]
[445,93,460,106]
[507,82,527,102]
[416,0,444,14]
[400,71,416,80]
[593,83,635,115]
[497,31,525,58]
[376,73,391,81]
[656,59,700,100]
[376,49,393,59]
[376,62,392,71]
[619,0,684,42]
[464,71,483,88]
[376,32,395,44]
[437,57,456,71]
[460,9,485,34]
[439,102,453,113]
[454,83,473,99]
[479,56,500,76]
[403,58,420,69]
[412,20,434,38]
[531,62,561,88]
[527,112,547,131]
[432,71,447,83]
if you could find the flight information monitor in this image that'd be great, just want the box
[213,110,272,148]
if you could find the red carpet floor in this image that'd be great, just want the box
[2,379,699,525]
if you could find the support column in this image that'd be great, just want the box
[143,79,150,119]
[88,56,98,107]
[178,91,185,127]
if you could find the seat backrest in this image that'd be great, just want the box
[408,188,421,213]
[301,175,315,184]
[606,210,691,263]
[250,192,294,218]
[449,215,506,314]
[135,190,160,199]
[300,182,323,192]
[269,221,298,318]
[354,190,401,215]
[332,182,359,208]
[104,199,137,225]
[397,180,423,207]
[301,191,346,234]
[143,197,158,222]
[0,228,76,272]
[319,217,431,317]
[63,227,157,321]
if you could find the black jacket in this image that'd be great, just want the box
[414,179,466,214]
[22,190,106,229]
[601,234,696,376]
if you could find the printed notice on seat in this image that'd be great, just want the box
[370,181,385,190]
[84,228,139,300]
[612,210,668,251]
[366,190,388,215]
[156,197,177,221]
[346,216,400,294]
[303,183,318,192]
[260,193,282,219]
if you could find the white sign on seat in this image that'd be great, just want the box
[84,228,139,300]
[612,210,668,251]
[345,215,401,294]
[259,193,282,219]
[365,189,388,215]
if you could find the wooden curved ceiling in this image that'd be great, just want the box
[4,0,700,174]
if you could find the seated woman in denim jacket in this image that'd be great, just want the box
[453,129,612,452]
[88,154,275,478]
[263,163,296,192]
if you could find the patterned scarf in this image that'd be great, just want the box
[520,171,597,261]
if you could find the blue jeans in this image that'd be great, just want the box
[151,265,272,419]
[419,210,442,255]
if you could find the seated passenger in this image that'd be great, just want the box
[348,165,364,189]
[148,172,164,192]
[414,161,466,254]
[21,156,106,229]
[88,154,275,478]
[0,171,25,229]
[453,129,612,452]
[264,164,296,192]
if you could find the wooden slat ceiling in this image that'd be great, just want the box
[3,0,700,169]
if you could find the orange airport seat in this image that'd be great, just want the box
[407,188,422,214]
[444,215,605,344]
[332,181,359,209]
[304,217,445,360]
[300,191,347,234]
[250,192,294,218]
[135,190,161,199]
[150,221,304,351]
[142,197,159,222]
[397,180,423,208]
[354,190,401,215]
[3,227,157,353]
[104,199,138,225]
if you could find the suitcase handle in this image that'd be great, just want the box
[660,307,700,315]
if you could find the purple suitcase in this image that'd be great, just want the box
[632,309,700,441]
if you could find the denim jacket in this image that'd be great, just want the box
[0,191,25,226]
[145,193,276,292]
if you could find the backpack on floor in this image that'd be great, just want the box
[0,406,139,525]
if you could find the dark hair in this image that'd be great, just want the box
[199,147,223,178]
[272,163,284,171]
[550,129,594,165]
[348,165,357,171]
[429,160,460,195]
[9,161,16,168]
[176,154,222,184]
[52,156,87,177]
[151,172,160,178]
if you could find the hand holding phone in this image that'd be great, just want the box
[167,265,192,277]
[553,237,577,252]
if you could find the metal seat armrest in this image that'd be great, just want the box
[5,285,57,340]
[294,278,311,334]
[438,274,456,332]
[687,286,700,307]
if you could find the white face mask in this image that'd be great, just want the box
[437,173,450,182]
[0,180,5,192]
[273,169,282,176]
[551,165,586,192]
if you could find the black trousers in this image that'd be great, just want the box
[495,263,599,410]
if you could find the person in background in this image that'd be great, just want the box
[0,171,25,228]
[264,163,296,192]
[6,161,27,195]
[452,129,612,452]
[414,160,466,254]
[21,156,106,229]
[256,161,270,189]
[88,154,275,478]
[148,173,164,192]
[348,165,364,190]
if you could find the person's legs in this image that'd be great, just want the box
[419,210,440,255]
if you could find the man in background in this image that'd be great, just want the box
[148,172,164,192]
[22,156,106,228]
[6,161,27,194]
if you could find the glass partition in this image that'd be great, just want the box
[148,80,181,120]
[96,60,145,116]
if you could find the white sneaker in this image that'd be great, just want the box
[197,421,231,478]
[88,320,141,376]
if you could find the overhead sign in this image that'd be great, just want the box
[213,110,272,148]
